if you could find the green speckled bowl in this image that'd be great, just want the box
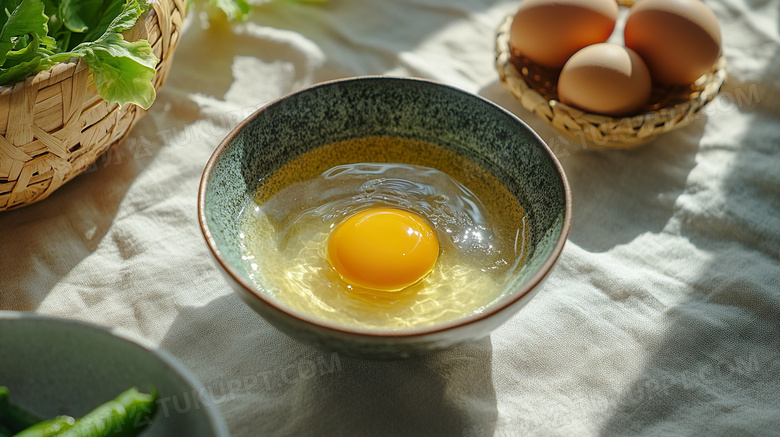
[0,311,230,436]
[198,77,571,359]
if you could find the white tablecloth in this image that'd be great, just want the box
[2,0,779,435]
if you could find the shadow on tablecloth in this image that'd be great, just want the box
[159,292,498,437]
[599,54,780,436]
[478,80,702,254]
[481,32,780,433]
[0,117,166,310]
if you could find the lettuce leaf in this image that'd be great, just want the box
[47,0,158,109]
[1,0,156,109]
[0,54,51,83]
[79,34,158,109]
[0,0,49,66]
[59,0,125,49]
[1,0,328,108]
[4,34,40,67]
[210,0,250,21]
[1,0,48,40]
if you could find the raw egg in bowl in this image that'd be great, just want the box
[198,77,571,359]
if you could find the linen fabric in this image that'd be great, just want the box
[1,1,778,435]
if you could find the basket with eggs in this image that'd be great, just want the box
[495,0,727,150]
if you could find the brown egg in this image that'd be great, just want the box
[558,43,652,116]
[624,0,722,85]
[509,0,619,68]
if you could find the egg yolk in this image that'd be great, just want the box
[327,208,439,292]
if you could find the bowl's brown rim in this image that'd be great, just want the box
[197,75,572,339]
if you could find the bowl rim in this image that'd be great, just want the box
[0,311,231,437]
[198,75,572,338]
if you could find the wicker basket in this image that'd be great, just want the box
[0,0,186,211]
[495,0,727,150]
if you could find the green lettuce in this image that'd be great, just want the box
[1,0,325,109]
[1,0,158,109]
[210,0,250,21]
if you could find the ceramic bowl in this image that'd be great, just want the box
[198,76,571,359]
[0,312,230,436]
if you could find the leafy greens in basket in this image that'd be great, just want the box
[1,0,159,109]
[1,0,320,109]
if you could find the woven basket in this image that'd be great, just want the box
[495,0,727,150]
[0,0,186,211]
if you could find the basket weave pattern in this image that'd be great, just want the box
[0,0,185,211]
[495,0,727,150]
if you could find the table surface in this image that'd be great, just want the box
[2,1,779,436]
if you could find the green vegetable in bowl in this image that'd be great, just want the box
[56,387,157,437]
[0,386,157,437]
[0,387,44,434]
[12,415,75,437]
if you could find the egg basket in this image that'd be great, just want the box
[494,0,728,150]
[0,0,186,211]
